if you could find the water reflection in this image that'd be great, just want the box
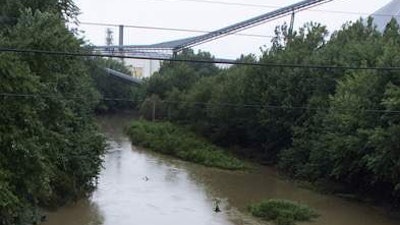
[43,113,399,225]
[185,164,399,225]
[91,140,235,225]
[42,200,103,225]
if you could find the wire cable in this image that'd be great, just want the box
[148,0,278,9]
[79,21,273,39]
[144,0,395,17]
[1,92,400,114]
[162,99,400,114]
[2,47,400,71]
[0,92,144,103]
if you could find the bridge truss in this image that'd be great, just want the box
[92,0,332,58]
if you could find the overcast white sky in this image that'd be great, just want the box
[74,0,393,59]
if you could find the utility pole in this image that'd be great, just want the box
[152,98,156,122]
[167,104,171,120]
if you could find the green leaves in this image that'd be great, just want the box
[0,5,105,224]
[249,199,319,225]
[0,0,79,26]
[280,20,400,203]
[88,57,142,112]
[137,17,400,205]
[126,121,245,170]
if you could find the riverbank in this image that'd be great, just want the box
[125,120,245,170]
[42,114,400,225]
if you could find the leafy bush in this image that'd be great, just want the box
[0,6,106,224]
[140,18,400,205]
[249,199,319,225]
[87,58,144,113]
[126,120,244,169]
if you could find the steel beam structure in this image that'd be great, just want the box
[104,68,143,85]
[93,0,332,57]
[157,0,333,52]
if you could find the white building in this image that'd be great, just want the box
[124,58,161,78]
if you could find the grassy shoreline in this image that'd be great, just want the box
[125,120,245,170]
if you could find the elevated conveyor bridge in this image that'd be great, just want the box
[93,0,332,58]
[94,0,333,83]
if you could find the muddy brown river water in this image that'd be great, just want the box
[42,113,399,225]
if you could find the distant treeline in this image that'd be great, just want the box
[140,19,400,206]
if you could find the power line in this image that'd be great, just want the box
[145,0,392,17]
[162,99,400,114]
[79,21,273,39]
[0,92,144,103]
[147,0,278,9]
[2,92,400,114]
[74,8,399,48]
[3,47,400,71]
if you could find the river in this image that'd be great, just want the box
[42,113,399,225]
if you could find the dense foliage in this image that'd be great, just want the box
[140,19,400,205]
[144,49,219,99]
[0,2,106,224]
[249,199,318,225]
[126,121,244,169]
[87,58,144,113]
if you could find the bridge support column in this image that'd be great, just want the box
[119,25,124,54]
[289,10,295,39]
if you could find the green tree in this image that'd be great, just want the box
[280,19,400,204]
[0,0,79,25]
[138,17,400,205]
[87,58,143,112]
[0,7,106,224]
[144,49,220,99]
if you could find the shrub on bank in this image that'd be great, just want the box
[126,120,244,169]
[249,199,319,225]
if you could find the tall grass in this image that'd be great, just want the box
[126,120,244,170]
[249,199,319,225]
